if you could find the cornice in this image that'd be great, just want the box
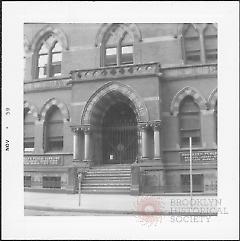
[161,64,217,80]
[24,63,217,92]
[162,63,217,80]
[24,77,72,93]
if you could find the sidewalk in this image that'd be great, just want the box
[24,192,219,215]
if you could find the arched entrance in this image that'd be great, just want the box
[102,102,138,164]
[80,82,149,165]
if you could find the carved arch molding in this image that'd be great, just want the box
[81,81,149,125]
[170,86,217,115]
[24,99,70,122]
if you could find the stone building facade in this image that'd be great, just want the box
[24,23,217,194]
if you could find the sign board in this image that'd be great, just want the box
[180,150,217,162]
[24,155,63,166]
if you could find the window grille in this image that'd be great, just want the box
[24,176,31,187]
[181,174,204,192]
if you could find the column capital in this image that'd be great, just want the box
[150,120,162,130]
[71,126,81,134]
[137,122,150,130]
[81,125,91,133]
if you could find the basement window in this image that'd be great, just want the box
[42,176,61,189]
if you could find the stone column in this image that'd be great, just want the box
[138,122,149,160]
[82,125,91,162]
[199,28,206,63]
[151,121,162,161]
[71,127,81,160]
[34,120,44,153]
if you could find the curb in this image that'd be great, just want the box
[24,205,218,216]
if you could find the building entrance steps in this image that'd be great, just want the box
[80,164,132,194]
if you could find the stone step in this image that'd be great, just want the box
[85,173,131,177]
[87,169,131,173]
[81,164,132,194]
[83,178,131,181]
[86,171,131,175]
[81,189,130,194]
[85,175,131,180]
[82,183,131,187]
[84,178,131,182]
[81,185,130,190]
[94,164,131,168]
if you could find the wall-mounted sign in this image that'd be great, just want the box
[24,155,63,166]
[180,150,217,162]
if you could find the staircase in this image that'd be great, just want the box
[81,164,132,194]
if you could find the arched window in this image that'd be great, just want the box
[44,106,63,152]
[183,24,201,64]
[179,96,201,147]
[214,101,217,144]
[204,23,217,62]
[36,34,62,79]
[24,109,35,152]
[103,24,134,67]
[120,32,134,65]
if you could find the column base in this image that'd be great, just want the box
[154,157,164,165]
[140,157,149,161]
[74,160,93,168]
[82,160,94,167]
[73,158,81,162]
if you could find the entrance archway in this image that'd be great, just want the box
[80,82,149,165]
[102,102,137,164]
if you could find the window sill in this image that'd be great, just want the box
[24,148,34,153]
[44,151,64,154]
[179,146,202,150]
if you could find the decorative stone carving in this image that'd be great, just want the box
[137,122,150,130]
[170,86,207,116]
[24,100,39,120]
[81,81,149,125]
[95,23,142,47]
[70,63,162,82]
[149,120,161,130]
[80,125,91,133]
[31,25,69,52]
[208,88,217,110]
[71,127,82,134]
[40,97,70,122]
